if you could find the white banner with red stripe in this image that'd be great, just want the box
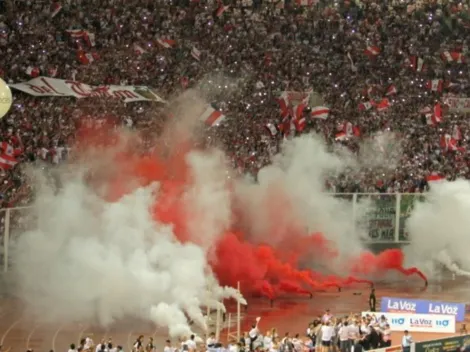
[9,77,165,104]
[199,106,225,126]
[443,96,470,112]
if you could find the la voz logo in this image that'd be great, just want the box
[381,297,466,322]
[409,317,433,327]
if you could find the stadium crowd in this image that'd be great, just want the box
[0,0,470,207]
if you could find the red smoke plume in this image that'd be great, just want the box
[77,124,427,299]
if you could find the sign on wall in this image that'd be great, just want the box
[381,297,466,322]
[362,311,455,333]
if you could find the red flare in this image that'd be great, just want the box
[351,249,428,285]
[278,281,311,296]
[75,125,428,299]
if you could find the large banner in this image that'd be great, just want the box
[362,311,455,333]
[381,297,466,322]
[414,335,470,352]
[357,194,422,242]
[9,77,166,104]
[443,96,470,112]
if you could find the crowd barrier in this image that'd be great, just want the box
[0,193,424,272]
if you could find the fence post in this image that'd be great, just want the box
[3,208,10,272]
[352,193,358,237]
[394,193,401,243]
[237,281,241,341]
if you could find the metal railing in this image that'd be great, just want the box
[0,193,424,272]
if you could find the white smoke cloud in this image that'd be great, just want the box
[406,179,470,277]
[184,150,233,250]
[358,131,403,171]
[12,164,242,336]
[234,134,370,270]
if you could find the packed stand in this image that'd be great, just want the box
[1,0,470,207]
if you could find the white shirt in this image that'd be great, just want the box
[68,349,78,352]
[402,335,413,347]
[95,344,103,352]
[292,338,303,352]
[263,336,273,349]
[185,339,197,350]
[249,327,259,339]
[206,337,217,346]
[321,326,335,341]
[338,326,349,341]
[348,325,359,340]
[228,344,238,352]
[163,346,173,352]
[85,338,94,350]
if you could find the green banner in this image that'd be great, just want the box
[414,334,470,352]
[358,194,424,242]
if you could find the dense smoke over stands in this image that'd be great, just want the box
[13,123,427,334]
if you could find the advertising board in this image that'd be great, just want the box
[362,312,455,333]
[381,297,466,322]
[414,334,470,352]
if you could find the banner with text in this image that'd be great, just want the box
[381,297,465,322]
[362,312,455,333]
[356,194,420,242]
[9,77,166,104]
[444,96,470,112]
[414,334,470,352]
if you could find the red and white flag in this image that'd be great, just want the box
[156,38,176,49]
[0,142,21,170]
[310,106,330,119]
[293,116,306,132]
[426,173,445,183]
[336,122,360,140]
[26,66,40,77]
[440,134,464,152]
[265,123,279,137]
[410,56,425,72]
[364,46,380,57]
[426,79,444,92]
[441,51,464,63]
[375,98,391,112]
[276,92,290,119]
[335,132,347,140]
[216,5,230,17]
[77,51,99,65]
[200,106,225,127]
[66,29,95,48]
[134,44,146,56]
[358,101,374,111]
[191,47,201,61]
[86,32,96,47]
[385,84,397,96]
[452,125,462,141]
[51,2,62,17]
[426,103,443,125]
